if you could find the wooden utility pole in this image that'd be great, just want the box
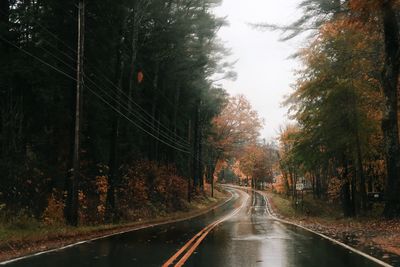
[67,0,85,226]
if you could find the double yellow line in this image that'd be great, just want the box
[162,190,248,267]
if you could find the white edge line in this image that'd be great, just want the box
[0,189,234,266]
[258,190,393,267]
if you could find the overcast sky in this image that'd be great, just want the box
[213,0,305,141]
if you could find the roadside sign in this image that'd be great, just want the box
[296,183,304,191]
[367,192,384,202]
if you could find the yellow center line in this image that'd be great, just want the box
[162,189,248,267]
[161,220,220,267]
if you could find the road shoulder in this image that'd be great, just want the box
[258,190,399,267]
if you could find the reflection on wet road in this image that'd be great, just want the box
[2,187,385,267]
[186,188,382,267]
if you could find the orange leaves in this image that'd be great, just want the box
[210,94,263,158]
[95,175,108,221]
[118,161,188,220]
[237,143,276,184]
[137,70,144,84]
[42,191,65,226]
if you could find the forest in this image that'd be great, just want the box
[272,0,400,219]
[0,0,273,230]
[0,0,234,226]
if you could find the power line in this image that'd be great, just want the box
[34,35,187,148]
[50,4,193,130]
[30,20,191,146]
[35,36,191,149]
[37,44,76,72]
[85,62,191,145]
[0,35,77,81]
[40,38,77,63]
[83,73,190,149]
[0,33,191,154]
[85,85,191,154]
[3,6,192,144]
[19,29,191,148]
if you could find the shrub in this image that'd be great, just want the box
[42,191,65,226]
[117,161,188,220]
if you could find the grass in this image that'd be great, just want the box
[267,191,342,220]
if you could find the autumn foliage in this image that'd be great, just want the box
[277,0,400,218]
[118,161,188,220]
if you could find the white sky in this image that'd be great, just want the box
[213,0,305,141]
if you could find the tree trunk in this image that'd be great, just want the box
[0,0,10,155]
[150,62,159,161]
[350,165,357,216]
[106,28,125,222]
[341,162,353,217]
[198,112,203,190]
[380,0,400,218]
[171,81,181,162]
[315,171,321,199]
[127,3,139,105]
[356,137,366,212]
[341,181,352,217]
[192,98,200,190]
[351,86,367,213]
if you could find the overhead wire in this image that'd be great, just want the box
[0,8,223,170]
[83,73,190,149]
[2,5,191,147]
[84,84,191,154]
[0,35,77,81]
[56,5,193,129]
[84,62,191,146]
[0,33,191,153]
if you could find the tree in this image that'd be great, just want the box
[207,95,263,187]
[238,142,277,189]
[378,0,400,218]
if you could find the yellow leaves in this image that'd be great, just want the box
[279,124,300,149]
[96,175,108,195]
[42,191,65,226]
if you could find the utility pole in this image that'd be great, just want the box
[67,0,85,226]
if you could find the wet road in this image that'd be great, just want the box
[2,187,385,267]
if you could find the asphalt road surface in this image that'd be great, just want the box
[1,187,385,267]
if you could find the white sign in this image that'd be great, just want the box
[296,183,304,191]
